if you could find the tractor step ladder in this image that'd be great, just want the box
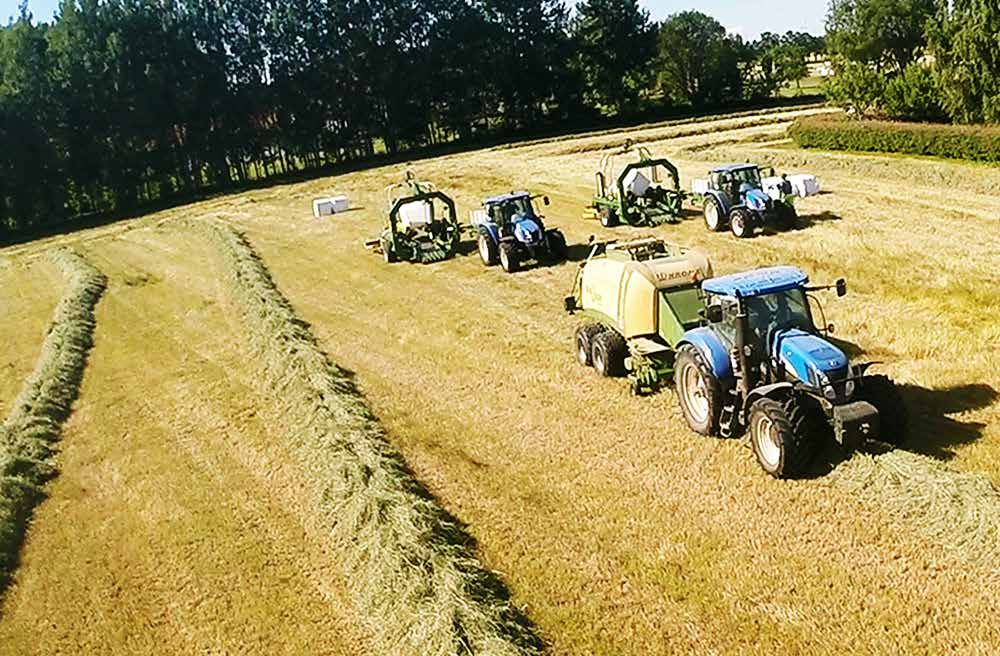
[719,389,738,438]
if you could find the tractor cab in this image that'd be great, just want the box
[471,190,565,272]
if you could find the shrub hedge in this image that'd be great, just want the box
[788,114,1000,163]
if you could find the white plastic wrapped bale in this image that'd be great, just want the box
[788,174,820,197]
[622,169,651,198]
[399,200,433,228]
[312,195,350,218]
[469,209,489,227]
[691,178,710,195]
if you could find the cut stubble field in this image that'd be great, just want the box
[2,107,999,654]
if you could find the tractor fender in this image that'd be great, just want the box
[705,189,731,214]
[744,382,795,420]
[477,223,500,246]
[678,327,732,381]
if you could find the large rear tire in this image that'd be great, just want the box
[749,396,816,478]
[546,230,567,262]
[703,197,725,232]
[675,344,722,436]
[591,330,626,377]
[858,375,908,446]
[478,232,498,266]
[575,323,605,367]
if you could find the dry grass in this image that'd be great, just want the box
[191,219,541,656]
[0,109,998,654]
[0,249,106,591]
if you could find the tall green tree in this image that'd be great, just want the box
[569,0,656,116]
[657,11,743,107]
[930,0,1000,123]
[826,0,935,73]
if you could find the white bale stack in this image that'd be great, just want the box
[788,174,820,197]
[691,178,710,195]
[399,200,433,228]
[312,195,351,218]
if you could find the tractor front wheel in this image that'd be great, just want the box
[591,330,626,377]
[729,208,754,238]
[575,323,605,366]
[478,233,498,266]
[704,197,726,232]
[858,375,908,446]
[675,344,722,436]
[749,396,815,478]
[499,243,520,273]
[546,230,568,262]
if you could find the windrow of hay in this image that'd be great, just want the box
[829,450,1000,581]
[0,249,106,592]
[193,219,543,656]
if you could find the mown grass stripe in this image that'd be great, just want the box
[195,219,542,656]
[0,249,107,593]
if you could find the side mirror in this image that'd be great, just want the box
[836,278,847,297]
[827,323,836,334]
[543,196,550,206]
[705,304,724,323]
[588,234,595,244]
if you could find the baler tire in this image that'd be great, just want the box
[591,330,626,377]
[478,233,499,266]
[749,397,813,479]
[575,323,605,367]
[499,243,520,273]
[859,375,908,446]
[675,344,722,436]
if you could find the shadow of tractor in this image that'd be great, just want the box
[760,211,842,236]
[808,382,998,477]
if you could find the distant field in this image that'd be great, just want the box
[1,105,999,654]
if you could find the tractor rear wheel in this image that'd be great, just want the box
[478,233,498,266]
[499,243,520,273]
[591,330,626,377]
[599,206,619,227]
[749,396,816,478]
[675,344,722,436]
[858,375,908,446]
[575,323,605,367]
[703,197,726,232]
[729,208,754,238]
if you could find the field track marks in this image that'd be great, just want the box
[0,259,63,418]
[0,231,371,655]
[193,219,543,656]
[0,249,106,593]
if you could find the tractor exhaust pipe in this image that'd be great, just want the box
[734,293,755,398]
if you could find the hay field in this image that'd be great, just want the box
[1,106,999,654]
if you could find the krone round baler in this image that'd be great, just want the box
[564,237,712,394]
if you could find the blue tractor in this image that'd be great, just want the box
[674,266,907,478]
[471,191,567,273]
[695,164,797,238]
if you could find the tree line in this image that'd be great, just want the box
[826,0,1000,123]
[0,0,822,237]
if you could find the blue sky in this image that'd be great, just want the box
[4,0,828,40]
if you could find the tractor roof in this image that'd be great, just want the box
[711,163,759,174]
[484,191,531,205]
[702,266,808,297]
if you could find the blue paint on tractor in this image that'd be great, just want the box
[773,328,849,383]
[702,266,809,297]
[679,327,733,379]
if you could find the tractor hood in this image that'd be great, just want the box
[745,187,770,212]
[774,328,849,384]
[513,215,543,244]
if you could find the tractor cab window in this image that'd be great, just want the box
[730,167,761,188]
[743,289,814,348]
